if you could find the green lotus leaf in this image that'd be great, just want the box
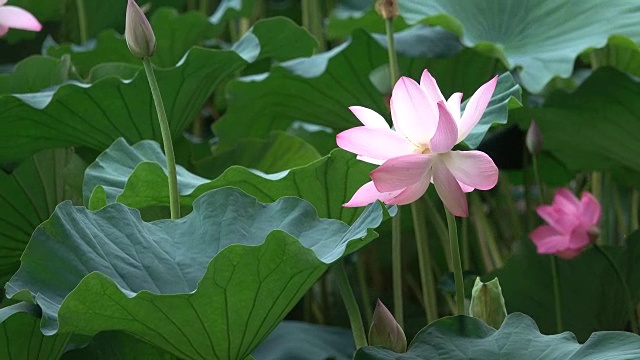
[329,0,640,93]
[514,68,640,181]
[355,313,640,359]
[61,331,176,360]
[83,138,377,224]
[0,302,71,360]
[6,187,387,359]
[214,30,520,152]
[0,47,245,163]
[0,148,85,284]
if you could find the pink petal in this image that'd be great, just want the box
[0,6,42,32]
[553,188,581,213]
[432,161,468,217]
[457,76,497,142]
[356,155,384,166]
[0,1,7,6]
[579,192,601,226]
[419,69,446,103]
[567,227,591,249]
[446,92,463,120]
[343,181,402,207]
[555,248,583,259]
[536,205,579,235]
[386,174,432,205]
[439,150,499,190]
[349,106,389,129]
[530,225,569,254]
[370,154,435,192]
[458,181,474,193]
[336,126,416,162]
[391,77,436,146]
[429,102,459,153]
[0,25,8,36]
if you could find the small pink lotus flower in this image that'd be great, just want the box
[0,0,42,37]
[530,189,601,259]
[336,70,499,216]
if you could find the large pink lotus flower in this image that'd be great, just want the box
[336,70,499,217]
[0,0,41,36]
[530,189,601,259]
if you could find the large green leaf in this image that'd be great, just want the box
[83,138,377,224]
[514,68,640,182]
[0,47,245,163]
[355,313,640,359]
[490,234,640,341]
[6,187,388,359]
[214,30,520,152]
[47,8,217,74]
[62,331,177,360]
[0,148,85,284]
[0,55,73,95]
[0,302,71,360]
[329,0,640,93]
[252,321,354,360]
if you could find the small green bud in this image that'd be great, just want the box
[525,120,543,155]
[125,0,156,58]
[469,277,507,329]
[368,300,407,353]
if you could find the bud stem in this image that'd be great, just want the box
[335,260,368,349]
[391,213,404,327]
[75,0,88,43]
[446,209,465,315]
[142,58,181,220]
[385,18,400,87]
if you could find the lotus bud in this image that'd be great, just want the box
[525,120,543,155]
[469,277,507,329]
[125,0,156,59]
[375,0,398,20]
[368,299,407,353]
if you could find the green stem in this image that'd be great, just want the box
[549,256,563,333]
[335,261,368,348]
[445,209,465,315]
[301,0,325,51]
[199,0,208,14]
[391,212,404,327]
[594,244,639,333]
[75,0,88,43]
[423,197,452,270]
[385,17,400,86]
[142,59,180,220]
[411,201,438,322]
[632,190,639,232]
[356,254,373,327]
[531,154,547,202]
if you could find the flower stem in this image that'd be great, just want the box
[411,201,438,323]
[391,212,404,327]
[385,17,400,86]
[550,255,563,333]
[531,153,547,202]
[335,260,368,348]
[75,0,89,43]
[356,253,373,327]
[632,190,639,232]
[142,58,180,220]
[199,0,208,14]
[445,209,465,315]
[594,244,639,333]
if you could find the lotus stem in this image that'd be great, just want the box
[412,201,439,322]
[446,209,465,315]
[550,255,563,332]
[335,260,368,348]
[142,58,181,219]
[391,213,404,327]
[75,0,88,43]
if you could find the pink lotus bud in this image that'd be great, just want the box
[125,0,156,58]
[368,299,406,353]
[525,120,543,155]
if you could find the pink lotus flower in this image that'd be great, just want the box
[0,0,42,36]
[336,70,499,217]
[530,189,601,259]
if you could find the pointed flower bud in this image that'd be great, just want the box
[469,277,507,329]
[368,300,407,353]
[525,120,543,155]
[375,0,398,20]
[125,0,156,58]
